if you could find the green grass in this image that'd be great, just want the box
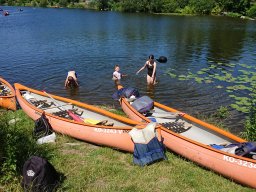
[0,109,255,191]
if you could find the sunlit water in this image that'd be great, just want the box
[1,6,256,133]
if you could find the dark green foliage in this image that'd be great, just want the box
[0,111,53,183]
[177,0,189,8]
[215,106,230,119]
[215,0,251,13]
[117,0,138,12]
[247,4,256,17]
[39,0,48,7]
[91,0,110,10]
[189,0,216,14]
[244,90,256,141]
[59,0,68,7]
[162,0,179,13]
[1,0,253,15]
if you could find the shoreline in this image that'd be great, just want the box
[0,4,255,20]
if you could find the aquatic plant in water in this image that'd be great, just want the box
[166,61,256,113]
[243,88,256,140]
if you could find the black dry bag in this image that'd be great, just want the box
[21,156,59,192]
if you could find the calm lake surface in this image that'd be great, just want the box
[1,6,256,133]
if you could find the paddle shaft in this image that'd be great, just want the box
[41,103,72,110]
[148,111,185,119]
[43,90,83,122]
[43,91,66,112]
[149,110,181,115]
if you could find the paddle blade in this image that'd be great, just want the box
[156,56,167,63]
[67,110,84,122]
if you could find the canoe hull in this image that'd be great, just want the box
[117,86,256,188]
[162,130,256,188]
[15,84,135,152]
[0,78,16,111]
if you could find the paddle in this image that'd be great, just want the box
[156,56,167,63]
[148,110,185,119]
[41,91,109,125]
[41,103,72,110]
[42,90,84,122]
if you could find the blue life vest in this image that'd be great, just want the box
[129,123,167,166]
[133,137,167,166]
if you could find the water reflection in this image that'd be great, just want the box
[65,87,80,100]
[0,7,256,134]
[146,84,156,99]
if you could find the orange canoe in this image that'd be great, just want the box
[14,83,154,152]
[0,77,16,111]
[116,85,256,188]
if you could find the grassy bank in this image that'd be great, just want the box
[0,109,254,191]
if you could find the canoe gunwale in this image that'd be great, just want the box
[116,85,256,188]
[15,83,142,130]
[120,96,254,161]
[116,85,256,162]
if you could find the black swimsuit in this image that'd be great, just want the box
[147,63,155,77]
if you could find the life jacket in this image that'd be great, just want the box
[129,123,167,166]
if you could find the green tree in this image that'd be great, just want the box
[119,0,138,12]
[162,0,179,12]
[0,0,6,5]
[7,0,15,5]
[244,91,256,141]
[95,0,110,10]
[39,0,48,7]
[189,0,215,14]
[162,0,181,13]
[247,4,256,17]
[177,0,189,8]
[59,0,67,7]
[215,0,251,13]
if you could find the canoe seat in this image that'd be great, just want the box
[30,100,54,109]
[52,110,73,120]
[71,107,84,116]
[97,120,114,126]
[161,121,192,133]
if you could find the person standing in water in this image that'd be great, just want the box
[65,70,79,88]
[136,54,157,85]
[112,65,127,85]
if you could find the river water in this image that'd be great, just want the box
[1,6,255,133]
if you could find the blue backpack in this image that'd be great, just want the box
[233,142,256,157]
[112,87,140,100]
[211,142,256,158]
[131,96,154,114]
